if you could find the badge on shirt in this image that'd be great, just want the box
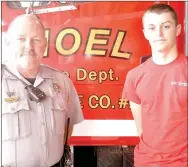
[52,83,60,93]
[4,92,19,103]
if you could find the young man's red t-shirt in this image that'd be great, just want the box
[122,54,187,167]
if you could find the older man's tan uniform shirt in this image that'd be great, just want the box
[2,64,84,167]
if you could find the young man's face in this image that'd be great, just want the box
[143,12,181,53]
[7,15,47,70]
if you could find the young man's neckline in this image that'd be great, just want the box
[149,53,183,69]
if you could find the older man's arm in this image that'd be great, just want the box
[63,120,73,144]
[64,79,84,143]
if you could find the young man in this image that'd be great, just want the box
[2,14,84,167]
[122,4,187,167]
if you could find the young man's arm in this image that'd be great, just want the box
[122,70,142,137]
[129,101,143,137]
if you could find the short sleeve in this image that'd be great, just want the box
[122,71,141,104]
[67,82,84,126]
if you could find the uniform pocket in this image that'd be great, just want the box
[49,98,67,135]
[2,99,31,141]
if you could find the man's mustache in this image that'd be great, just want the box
[23,50,35,56]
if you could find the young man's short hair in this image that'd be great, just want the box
[143,4,178,25]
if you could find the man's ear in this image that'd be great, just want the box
[42,37,48,57]
[45,37,48,47]
[44,37,48,51]
[176,24,181,37]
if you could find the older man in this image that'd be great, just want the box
[2,14,84,167]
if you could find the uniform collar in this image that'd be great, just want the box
[37,64,54,79]
[3,63,54,87]
[34,65,54,87]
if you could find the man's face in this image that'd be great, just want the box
[143,12,181,53]
[7,15,47,70]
